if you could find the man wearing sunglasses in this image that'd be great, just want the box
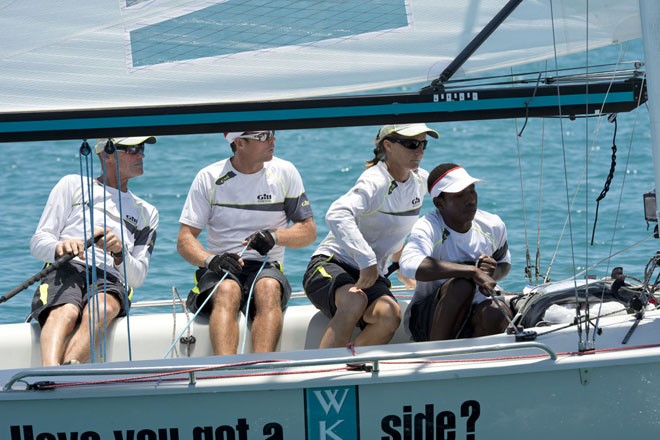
[29,136,159,365]
[178,130,316,355]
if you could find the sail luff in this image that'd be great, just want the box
[639,0,660,222]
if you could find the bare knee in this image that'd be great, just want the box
[365,296,401,331]
[253,278,283,311]
[334,285,368,320]
[45,303,80,328]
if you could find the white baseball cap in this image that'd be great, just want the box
[375,123,439,145]
[94,136,156,153]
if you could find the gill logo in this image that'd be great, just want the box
[215,171,236,185]
[257,193,272,201]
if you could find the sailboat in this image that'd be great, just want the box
[2,0,660,438]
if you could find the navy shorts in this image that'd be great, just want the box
[30,260,130,327]
[303,254,393,327]
[408,290,440,342]
[186,260,291,320]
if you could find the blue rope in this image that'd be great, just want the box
[113,146,133,361]
[162,245,249,359]
[239,257,269,354]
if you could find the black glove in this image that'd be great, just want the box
[245,230,277,256]
[205,253,242,276]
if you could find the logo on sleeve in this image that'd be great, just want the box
[257,193,272,202]
[215,171,236,185]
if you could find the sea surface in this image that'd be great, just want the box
[0,40,656,325]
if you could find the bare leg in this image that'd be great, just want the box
[250,277,283,353]
[355,295,401,346]
[208,279,242,355]
[39,304,80,366]
[63,293,121,363]
[470,299,510,337]
[319,284,367,349]
[429,278,475,341]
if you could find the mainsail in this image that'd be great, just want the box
[0,0,641,114]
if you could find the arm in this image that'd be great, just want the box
[391,248,416,289]
[177,223,209,268]
[116,206,159,289]
[30,176,76,263]
[414,257,498,296]
[274,217,316,248]
[325,183,379,270]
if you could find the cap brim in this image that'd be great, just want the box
[395,127,439,139]
[115,136,157,146]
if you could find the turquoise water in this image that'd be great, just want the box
[1,41,656,324]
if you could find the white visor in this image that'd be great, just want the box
[429,166,482,198]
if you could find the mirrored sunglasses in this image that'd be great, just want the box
[115,143,145,155]
[390,138,428,150]
[237,131,275,142]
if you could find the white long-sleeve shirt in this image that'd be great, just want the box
[314,161,428,274]
[30,175,159,289]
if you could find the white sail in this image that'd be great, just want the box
[0,0,641,113]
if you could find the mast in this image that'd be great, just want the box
[640,0,660,225]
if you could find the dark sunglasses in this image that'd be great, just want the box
[115,143,145,155]
[237,130,275,142]
[388,138,428,150]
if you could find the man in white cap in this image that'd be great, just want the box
[400,163,511,341]
[30,136,159,365]
[177,130,316,355]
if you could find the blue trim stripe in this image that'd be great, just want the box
[0,91,636,134]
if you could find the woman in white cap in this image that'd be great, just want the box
[303,123,438,348]
[400,163,512,341]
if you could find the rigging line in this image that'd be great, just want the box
[239,257,269,355]
[515,126,532,285]
[162,245,250,359]
[78,141,96,363]
[536,107,547,284]
[549,0,586,348]
[582,0,592,344]
[570,231,654,280]
[99,149,112,363]
[86,147,100,363]
[516,72,542,137]
[113,146,133,362]
[591,43,641,344]
[542,39,624,284]
[511,68,533,284]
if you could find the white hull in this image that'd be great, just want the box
[2,296,660,438]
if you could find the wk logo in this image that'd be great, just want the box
[305,386,358,440]
[411,197,420,206]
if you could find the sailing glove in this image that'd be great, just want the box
[205,253,242,277]
[245,230,277,256]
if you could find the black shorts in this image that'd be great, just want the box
[408,290,440,342]
[186,260,291,320]
[30,260,130,327]
[303,254,393,326]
